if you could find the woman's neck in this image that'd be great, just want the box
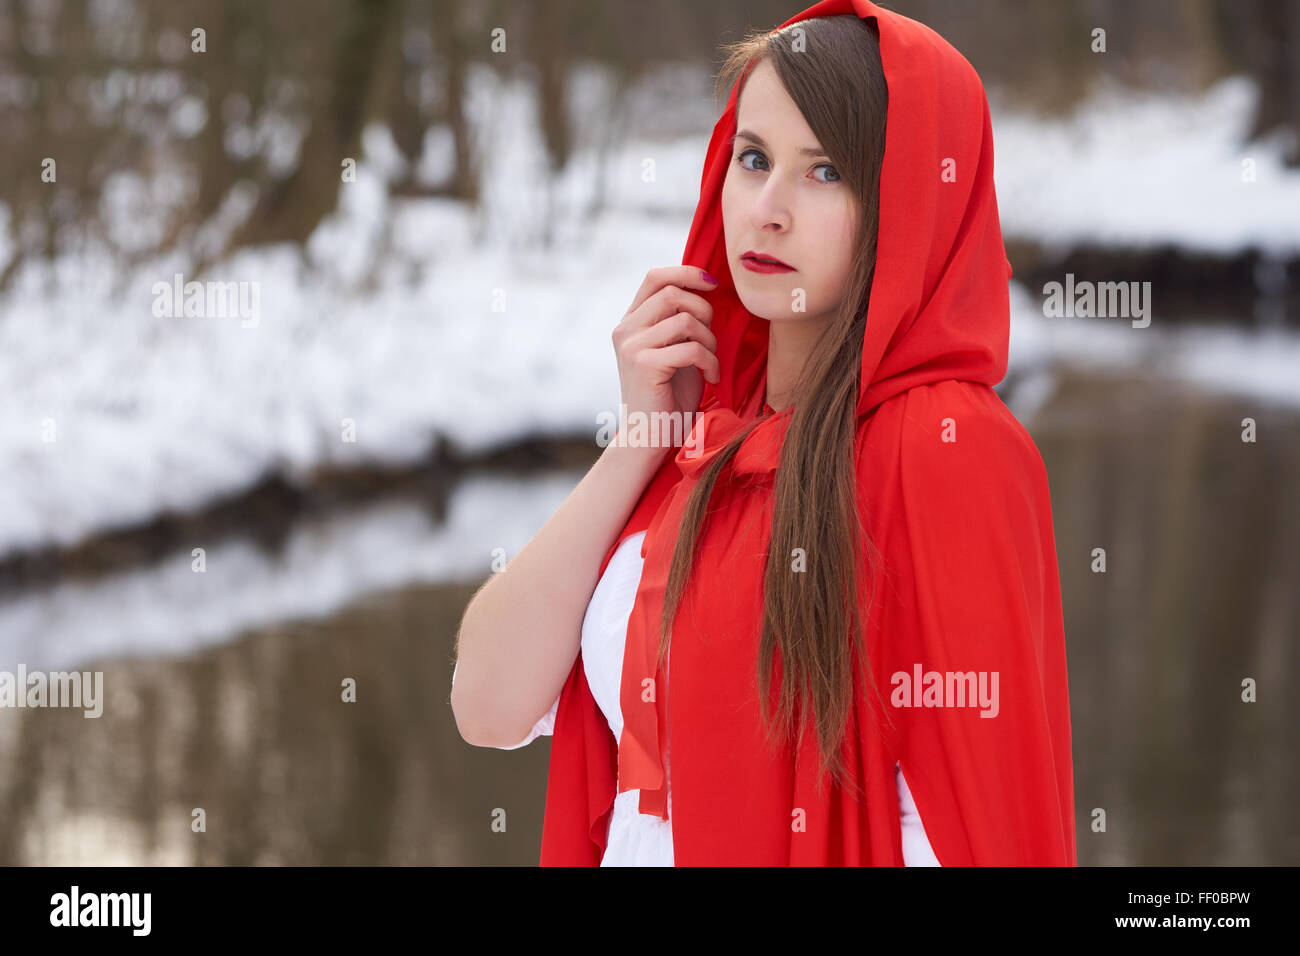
[764,312,833,412]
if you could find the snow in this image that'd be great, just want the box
[0,471,579,673]
[0,63,1296,564]
[992,75,1300,254]
[1005,279,1300,420]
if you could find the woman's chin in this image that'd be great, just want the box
[734,291,792,321]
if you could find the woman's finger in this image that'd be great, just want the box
[639,339,722,386]
[625,264,718,318]
[629,309,718,356]
[622,283,715,337]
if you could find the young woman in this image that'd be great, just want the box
[451,0,1076,867]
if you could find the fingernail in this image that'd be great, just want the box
[701,271,718,284]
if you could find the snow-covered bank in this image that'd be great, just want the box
[0,64,1296,561]
[992,76,1300,254]
[1004,280,1300,420]
[0,470,577,673]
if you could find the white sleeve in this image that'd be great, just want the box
[896,762,942,866]
[451,659,560,750]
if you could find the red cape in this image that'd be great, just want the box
[540,0,1076,865]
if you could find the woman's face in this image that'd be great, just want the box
[722,57,859,329]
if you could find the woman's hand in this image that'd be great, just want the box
[453,273,721,748]
[612,266,721,450]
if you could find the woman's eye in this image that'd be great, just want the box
[736,148,840,184]
[736,148,768,172]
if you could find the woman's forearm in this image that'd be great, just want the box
[450,439,669,747]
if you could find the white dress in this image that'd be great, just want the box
[452,529,941,866]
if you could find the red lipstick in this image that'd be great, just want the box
[740,249,795,274]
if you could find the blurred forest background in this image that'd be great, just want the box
[0,0,1296,867]
[1,0,1297,285]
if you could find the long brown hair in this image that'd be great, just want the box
[658,14,890,801]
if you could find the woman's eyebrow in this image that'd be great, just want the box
[733,128,829,158]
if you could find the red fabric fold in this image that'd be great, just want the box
[539,0,1075,866]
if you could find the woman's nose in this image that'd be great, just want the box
[749,184,791,232]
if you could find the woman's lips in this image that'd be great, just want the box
[740,254,795,274]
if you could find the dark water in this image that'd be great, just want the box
[0,583,551,865]
[1033,369,1300,866]
[1,369,1296,865]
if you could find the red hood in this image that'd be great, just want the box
[686,0,1013,421]
[539,0,1075,867]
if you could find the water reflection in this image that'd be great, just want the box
[0,370,1295,865]
[0,581,557,865]
[1034,368,1298,866]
